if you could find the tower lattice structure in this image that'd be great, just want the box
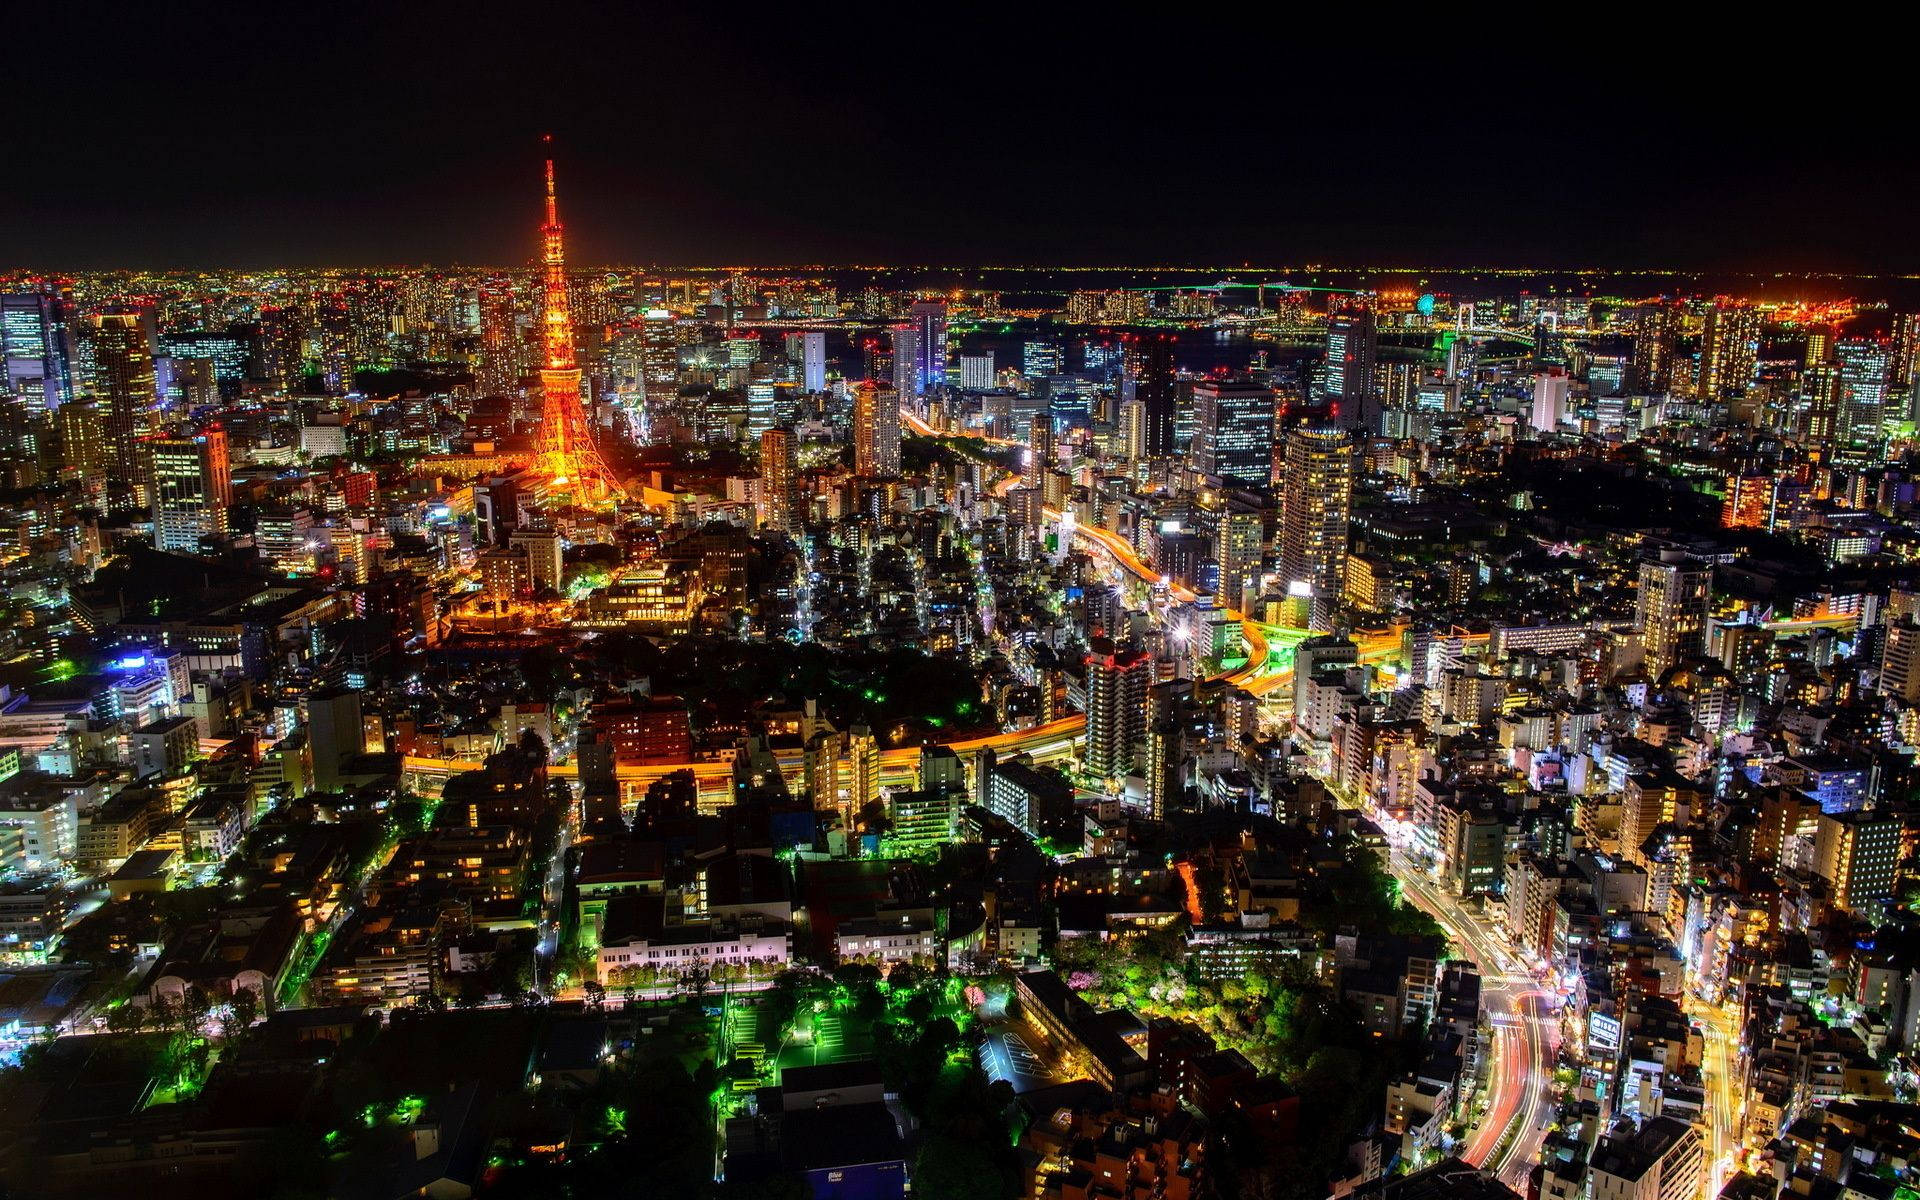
[535,150,624,503]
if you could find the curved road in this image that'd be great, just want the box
[1390,848,1557,1188]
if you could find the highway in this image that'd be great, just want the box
[1389,848,1558,1189]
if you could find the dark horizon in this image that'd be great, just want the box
[7,5,1915,275]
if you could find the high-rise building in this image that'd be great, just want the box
[1131,334,1177,458]
[1799,364,1843,445]
[958,353,994,391]
[1276,424,1354,607]
[149,428,233,552]
[1636,551,1711,677]
[90,312,158,509]
[1022,342,1062,378]
[1214,498,1265,611]
[1084,638,1150,783]
[1836,338,1892,448]
[793,330,827,393]
[888,322,920,401]
[1,292,76,412]
[1025,412,1053,491]
[1530,367,1570,435]
[509,524,564,595]
[852,381,899,477]
[907,300,947,394]
[759,428,795,531]
[1629,304,1679,394]
[1879,618,1920,702]
[638,307,679,408]
[746,379,779,438]
[54,399,108,500]
[1816,811,1903,914]
[1191,379,1276,487]
[1695,302,1759,399]
[1324,308,1378,432]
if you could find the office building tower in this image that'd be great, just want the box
[791,330,827,393]
[1025,412,1053,491]
[1022,342,1062,378]
[1531,367,1570,434]
[908,299,947,394]
[638,308,679,406]
[1880,618,1920,703]
[1837,338,1892,448]
[1630,304,1678,393]
[852,381,900,477]
[1131,334,1177,458]
[1276,424,1354,605]
[1800,364,1843,444]
[1636,551,1711,677]
[54,399,108,499]
[746,379,779,438]
[1324,308,1378,432]
[890,325,918,401]
[91,312,159,509]
[1084,638,1150,783]
[1893,313,1920,392]
[1696,302,1759,399]
[759,428,795,531]
[959,353,994,391]
[1,292,76,412]
[1214,498,1265,611]
[149,428,233,552]
[1191,378,1276,486]
[476,276,521,396]
[1116,399,1146,462]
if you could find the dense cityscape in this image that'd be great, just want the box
[6,50,1920,1199]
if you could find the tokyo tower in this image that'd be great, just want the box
[535,144,624,503]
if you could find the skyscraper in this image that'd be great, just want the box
[797,330,826,393]
[1630,303,1678,393]
[759,428,795,531]
[1636,551,1711,677]
[1131,334,1177,459]
[1,292,76,412]
[1276,424,1354,610]
[1531,368,1570,435]
[1190,379,1276,487]
[958,353,994,391]
[890,324,918,401]
[908,299,947,394]
[1084,637,1150,784]
[1836,338,1891,448]
[1324,308,1378,432]
[852,381,899,477]
[54,399,108,501]
[1695,302,1759,399]
[90,311,158,509]
[149,427,232,552]
[1025,412,1053,491]
[638,307,679,408]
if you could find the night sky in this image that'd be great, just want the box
[6,4,1914,272]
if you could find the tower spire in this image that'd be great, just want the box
[533,139,624,504]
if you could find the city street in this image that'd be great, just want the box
[1388,849,1559,1188]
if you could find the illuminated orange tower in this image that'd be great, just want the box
[536,143,624,503]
